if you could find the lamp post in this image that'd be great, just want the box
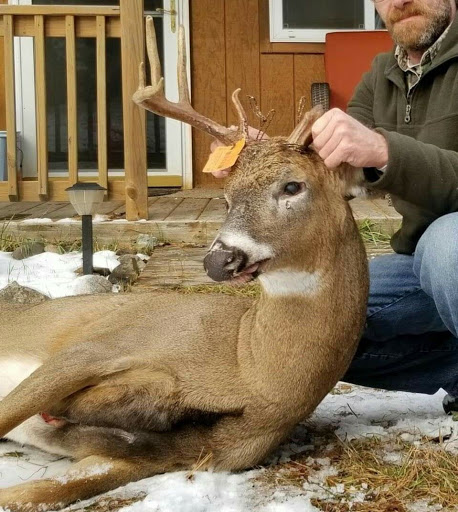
[66,182,106,275]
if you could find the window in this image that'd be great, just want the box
[269,0,378,43]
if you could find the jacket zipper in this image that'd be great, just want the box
[405,95,412,124]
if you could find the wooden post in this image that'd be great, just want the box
[120,0,148,220]
[34,15,48,200]
[96,15,108,195]
[3,15,18,200]
[66,15,78,185]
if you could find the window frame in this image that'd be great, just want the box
[269,0,377,43]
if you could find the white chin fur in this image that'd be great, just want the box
[258,269,322,297]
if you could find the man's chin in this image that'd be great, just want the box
[390,22,430,51]
[387,5,452,53]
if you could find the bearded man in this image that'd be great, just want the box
[310,0,458,414]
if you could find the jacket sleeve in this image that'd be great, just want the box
[347,68,376,129]
[364,130,458,216]
[347,58,458,216]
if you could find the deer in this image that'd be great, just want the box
[0,17,369,511]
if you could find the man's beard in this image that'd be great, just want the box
[386,1,452,52]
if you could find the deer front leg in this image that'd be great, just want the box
[0,343,133,438]
[0,455,158,512]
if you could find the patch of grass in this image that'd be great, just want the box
[0,234,44,253]
[0,232,133,255]
[186,450,213,480]
[173,282,261,297]
[53,238,122,254]
[358,219,392,245]
[0,219,32,252]
[328,436,458,510]
[256,432,458,511]
[77,494,146,511]
[1,451,25,458]
[329,383,353,395]
[311,498,406,512]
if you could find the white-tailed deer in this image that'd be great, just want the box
[0,18,368,511]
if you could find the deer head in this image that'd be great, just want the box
[133,17,365,284]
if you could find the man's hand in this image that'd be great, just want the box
[312,108,388,169]
[210,126,269,178]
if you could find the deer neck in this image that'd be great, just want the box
[238,215,367,412]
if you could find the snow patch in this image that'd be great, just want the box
[53,463,113,484]
[0,250,120,298]
[20,218,53,224]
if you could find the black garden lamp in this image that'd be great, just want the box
[66,182,106,275]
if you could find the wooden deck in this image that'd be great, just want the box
[0,190,401,246]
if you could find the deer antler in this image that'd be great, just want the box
[133,17,247,145]
[286,103,324,147]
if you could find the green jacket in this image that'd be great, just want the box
[348,15,458,254]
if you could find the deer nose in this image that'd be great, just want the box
[204,243,248,282]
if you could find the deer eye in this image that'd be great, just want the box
[283,182,304,196]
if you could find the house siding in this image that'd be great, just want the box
[191,0,325,187]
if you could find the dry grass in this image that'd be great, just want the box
[76,494,146,511]
[0,231,125,255]
[186,450,214,480]
[331,437,458,510]
[358,219,392,245]
[173,282,261,297]
[1,451,25,458]
[257,432,458,511]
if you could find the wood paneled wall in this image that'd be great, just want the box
[0,0,7,131]
[190,0,326,187]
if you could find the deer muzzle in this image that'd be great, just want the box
[204,243,248,282]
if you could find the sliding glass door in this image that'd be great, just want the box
[13,0,191,187]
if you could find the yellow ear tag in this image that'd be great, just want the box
[202,138,246,173]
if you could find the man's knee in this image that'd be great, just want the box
[414,213,458,283]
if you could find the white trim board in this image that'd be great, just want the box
[269,0,376,43]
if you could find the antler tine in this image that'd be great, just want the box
[139,61,146,89]
[146,16,161,87]
[231,89,249,139]
[133,17,239,146]
[286,104,324,147]
[177,25,191,105]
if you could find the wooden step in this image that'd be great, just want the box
[0,196,401,246]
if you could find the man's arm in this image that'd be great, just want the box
[347,67,376,128]
[364,131,458,215]
[313,62,458,216]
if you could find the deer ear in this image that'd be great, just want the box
[287,105,324,147]
[339,165,368,200]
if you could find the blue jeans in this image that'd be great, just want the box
[343,213,458,396]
